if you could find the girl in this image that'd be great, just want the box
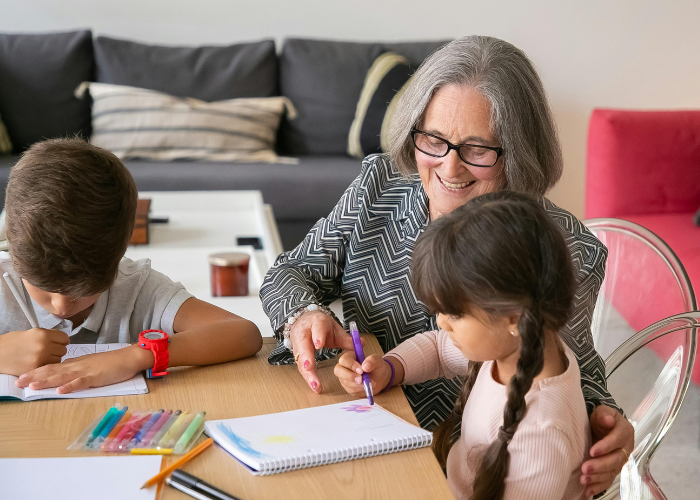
[335,191,592,500]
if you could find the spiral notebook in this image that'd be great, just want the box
[204,399,433,475]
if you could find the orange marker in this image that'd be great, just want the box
[100,411,132,451]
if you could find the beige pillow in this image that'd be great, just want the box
[0,113,12,154]
[76,82,296,163]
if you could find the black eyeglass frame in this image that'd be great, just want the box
[411,128,504,168]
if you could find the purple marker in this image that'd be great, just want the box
[349,321,374,405]
[138,409,172,448]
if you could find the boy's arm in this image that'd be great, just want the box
[0,328,70,375]
[15,298,262,393]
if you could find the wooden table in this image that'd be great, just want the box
[0,338,454,500]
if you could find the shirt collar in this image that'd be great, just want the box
[29,288,109,336]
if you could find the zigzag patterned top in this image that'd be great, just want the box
[261,154,620,430]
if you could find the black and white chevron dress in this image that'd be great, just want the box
[260,154,619,430]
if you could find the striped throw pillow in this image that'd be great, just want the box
[0,113,12,154]
[76,82,297,163]
[347,53,413,159]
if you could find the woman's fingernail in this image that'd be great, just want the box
[311,381,318,390]
[303,360,310,369]
[356,368,362,374]
[314,339,320,348]
[355,376,362,384]
[18,374,26,380]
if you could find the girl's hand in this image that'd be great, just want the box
[334,352,392,396]
[15,345,153,394]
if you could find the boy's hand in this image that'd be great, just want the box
[334,352,392,396]
[0,328,70,376]
[15,344,153,394]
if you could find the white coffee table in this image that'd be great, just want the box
[125,191,284,337]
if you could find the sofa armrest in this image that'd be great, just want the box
[585,109,700,218]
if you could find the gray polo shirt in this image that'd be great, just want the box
[0,252,192,343]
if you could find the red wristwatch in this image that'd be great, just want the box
[137,329,170,378]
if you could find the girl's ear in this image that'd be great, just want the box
[507,313,521,337]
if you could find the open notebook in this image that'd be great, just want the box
[204,399,433,475]
[0,343,148,401]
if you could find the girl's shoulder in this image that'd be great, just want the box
[520,346,591,443]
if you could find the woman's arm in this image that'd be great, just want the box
[260,156,384,392]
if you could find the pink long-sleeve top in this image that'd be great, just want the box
[387,330,591,500]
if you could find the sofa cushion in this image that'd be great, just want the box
[278,38,448,156]
[79,82,295,163]
[586,109,700,218]
[94,36,278,102]
[122,155,361,221]
[348,52,413,158]
[0,30,93,152]
[0,113,11,153]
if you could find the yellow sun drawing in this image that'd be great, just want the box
[264,435,295,444]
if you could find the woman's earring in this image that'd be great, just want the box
[510,330,516,336]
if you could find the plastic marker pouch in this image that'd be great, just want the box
[139,409,172,448]
[174,412,206,454]
[349,321,374,405]
[130,409,164,448]
[149,410,182,448]
[159,412,194,450]
[85,405,119,448]
[92,406,128,449]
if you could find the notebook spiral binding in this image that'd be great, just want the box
[259,433,434,475]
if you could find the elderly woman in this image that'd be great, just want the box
[261,36,633,496]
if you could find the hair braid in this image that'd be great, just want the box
[470,307,546,500]
[432,360,483,469]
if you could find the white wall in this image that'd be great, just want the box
[2,0,700,218]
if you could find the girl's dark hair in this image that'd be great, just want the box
[411,191,575,500]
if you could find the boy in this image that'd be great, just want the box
[0,138,262,393]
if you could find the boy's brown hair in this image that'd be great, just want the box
[5,138,138,297]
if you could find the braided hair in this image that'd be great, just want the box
[411,191,576,500]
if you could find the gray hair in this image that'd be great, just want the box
[387,36,562,195]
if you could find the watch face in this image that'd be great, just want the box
[143,331,166,340]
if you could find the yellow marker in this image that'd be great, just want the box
[131,448,173,455]
[157,411,192,449]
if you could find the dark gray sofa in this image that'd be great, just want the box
[0,31,446,250]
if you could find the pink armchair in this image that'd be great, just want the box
[586,109,700,383]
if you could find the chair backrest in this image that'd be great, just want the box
[584,218,696,359]
[607,312,699,500]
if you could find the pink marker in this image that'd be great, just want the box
[108,413,149,452]
[138,410,172,448]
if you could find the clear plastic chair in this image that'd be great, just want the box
[584,218,696,359]
[584,218,697,499]
[606,312,698,500]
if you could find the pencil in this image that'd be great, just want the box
[3,272,39,328]
[140,437,213,489]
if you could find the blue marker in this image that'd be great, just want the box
[91,406,128,449]
[130,409,164,448]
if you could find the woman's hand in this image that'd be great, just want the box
[15,344,152,394]
[580,405,635,497]
[289,311,355,394]
[334,352,393,396]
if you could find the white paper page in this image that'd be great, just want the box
[205,399,432,472]
[0,373,24,400]
[23,344,148,401]
[0,455,162,500]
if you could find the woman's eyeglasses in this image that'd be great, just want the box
[411,129,503,168]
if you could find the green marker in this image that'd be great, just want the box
[86,406,119,448]
[158,411,193,449]
[173,412,206,454]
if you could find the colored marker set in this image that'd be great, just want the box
[69,404,206,455]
